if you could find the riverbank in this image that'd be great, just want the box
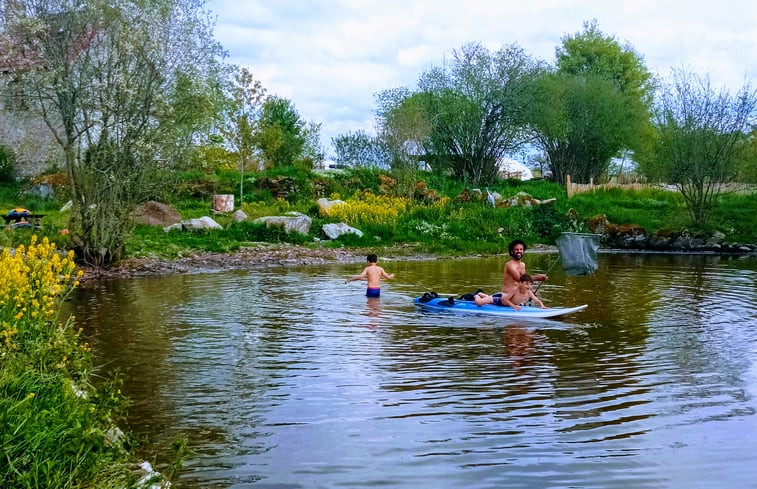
[77,242,561,282]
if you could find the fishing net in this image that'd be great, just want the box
[556,232,601,275]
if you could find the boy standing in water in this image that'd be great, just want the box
[346,254,395,297]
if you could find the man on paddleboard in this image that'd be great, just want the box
[503,239,547,293]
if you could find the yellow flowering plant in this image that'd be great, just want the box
[0,235,82,353]
[327,190,410,228]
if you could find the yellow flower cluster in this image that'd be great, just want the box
[328,191,410,227]
[0,235,82,350]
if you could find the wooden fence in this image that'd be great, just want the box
[566,175,666,198]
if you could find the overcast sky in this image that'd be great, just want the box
[207,0,756,157]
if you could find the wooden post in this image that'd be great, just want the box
[566,174,573,198]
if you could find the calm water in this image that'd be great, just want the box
[72,253,757,489]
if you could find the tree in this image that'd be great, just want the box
[530,20,654,184]
[0,0,225,266]
[331,130,379,167]
[647,69,757,226]
[529,72,635,184]
[221,66,266,201]
[375,43,541,187]
[254,96,307,168]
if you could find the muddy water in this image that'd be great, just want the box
[72,253,757,488]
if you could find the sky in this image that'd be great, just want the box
[207,0,757,157]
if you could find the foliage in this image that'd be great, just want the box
[0,144,17,182]
[254,96,308,168]
[530,20,655,185]
[647,69,757,226]
[0,236,134,488]
[327,191,410,227]
[331,130,381,167]
[410,42,542,186]
[2,0,225,267]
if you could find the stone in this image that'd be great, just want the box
[134,201,181,227]
[253,212,312,235]
[322,222,363,239]
[316,197,344,216]
[183,216,223,231]
[232,209,248,223]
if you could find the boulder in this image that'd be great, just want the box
[316,197,344,216]
[322,222,363,240]
[183,216,223,231]
[134,201,181,227]
[232,209,248,223]
[253,212,312,235]
[501,191,556,207]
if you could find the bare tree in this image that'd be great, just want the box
[0,0,223,266]
[650,68,756,226]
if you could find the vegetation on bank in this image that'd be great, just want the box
[2,166,756,262]
[0,237,139,488]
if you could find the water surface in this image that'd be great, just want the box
[73,253,757,488]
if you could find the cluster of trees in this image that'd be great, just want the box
[1,3,755,266]
[0,0,321,266]
[334,21,756,227]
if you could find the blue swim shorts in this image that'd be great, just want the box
[366,288,381,298]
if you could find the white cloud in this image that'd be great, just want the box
[208,0,757,155]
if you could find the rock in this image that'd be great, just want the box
[134,201,181,227]
[501,191,556,207]
[316,197,344,216]
[253,212,312,235]
[23,183,54,199]
[232,210,248,223]
[163,223,182,233]
[183,216,223,231]
[322,222,363,239]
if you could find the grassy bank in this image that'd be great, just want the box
[0,237,141,488]
[2,168,757,261]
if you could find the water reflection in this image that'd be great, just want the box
[70,254,757,488]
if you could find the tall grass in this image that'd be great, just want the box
[0,237,135,488]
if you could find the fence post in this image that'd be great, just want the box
[566,174,573,198]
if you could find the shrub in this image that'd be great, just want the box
[0,145,17,183]
[0,236,134,488]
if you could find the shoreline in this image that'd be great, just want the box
[78,241,755,283]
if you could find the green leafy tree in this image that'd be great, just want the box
[254,96,308,168]
[530,20,654,184]
[376,43,541,187]
[1,0,224,266]
[647,69,757,226]
[220,66,266,202]
[332,130,379,167]
[418,43,541,186]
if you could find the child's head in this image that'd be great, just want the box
[519,274,533,284]
[367,254,378,263]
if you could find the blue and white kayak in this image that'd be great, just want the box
[413,296,587,319]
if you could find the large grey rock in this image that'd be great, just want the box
[232,210,248,223]
[322,222,363,239]
[183,216,223,230]
[253,212,312,235]
[316,197,344,215]
[134,201,181,227]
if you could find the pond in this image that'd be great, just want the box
[72,253,757,488]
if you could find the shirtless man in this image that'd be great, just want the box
[474,274,547,310]
[346,254,395,297]
[503,239,547,293]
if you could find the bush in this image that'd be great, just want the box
[0,236,134,488]
[0,145,17,182]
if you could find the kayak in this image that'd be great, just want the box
[413,296,587,319]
